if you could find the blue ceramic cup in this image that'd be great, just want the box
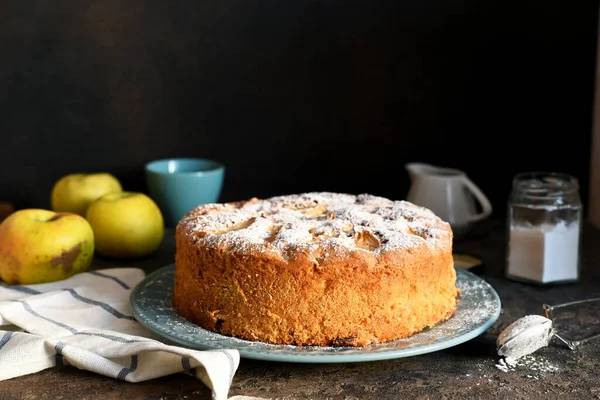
[145,158,225,227]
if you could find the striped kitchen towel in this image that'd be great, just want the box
[0,268,240,400]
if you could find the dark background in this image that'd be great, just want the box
[1,0,598,220]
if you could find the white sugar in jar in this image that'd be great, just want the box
[506,172,582,284]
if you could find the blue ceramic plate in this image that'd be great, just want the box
[130,265,501,363]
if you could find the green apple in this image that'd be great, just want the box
[86,191,164,258]
[0,209,95,284]
[51,173,123,216]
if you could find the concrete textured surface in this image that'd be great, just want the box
[3,220,600,400]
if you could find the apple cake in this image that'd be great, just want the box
[172,192,459,347]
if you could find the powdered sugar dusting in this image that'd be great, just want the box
[495,354,559,376]
[178,192,452,258]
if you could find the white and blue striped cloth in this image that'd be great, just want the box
[0,268,241,400]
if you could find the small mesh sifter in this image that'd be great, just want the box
[497,298,600,360]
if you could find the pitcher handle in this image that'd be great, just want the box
[463,176,493,222]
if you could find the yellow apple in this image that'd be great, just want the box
[0,209,95,285]
[51,173,123,216]
[85,191,164,258]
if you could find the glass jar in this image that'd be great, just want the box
[506,172,582,284]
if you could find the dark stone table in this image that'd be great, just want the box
[3,220,600,400]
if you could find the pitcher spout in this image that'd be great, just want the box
[405,162,433,179]
[405,162,461,179]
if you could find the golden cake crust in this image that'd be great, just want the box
[173,192,459,347]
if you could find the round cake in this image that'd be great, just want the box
[173,192,459,347]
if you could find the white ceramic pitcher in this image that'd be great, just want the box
[405,162,492,237]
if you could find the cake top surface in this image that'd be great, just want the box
[178,192,452,259]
